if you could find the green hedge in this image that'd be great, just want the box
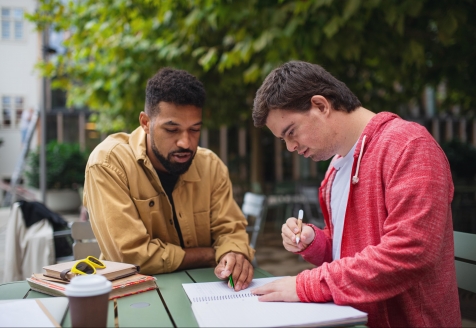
[25,141,89,190]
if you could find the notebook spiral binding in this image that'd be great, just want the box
[194,293,253,302]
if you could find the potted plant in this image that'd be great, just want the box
[25,141,89,212]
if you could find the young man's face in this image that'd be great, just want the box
[265,106,338,162]
[141,101,202,175]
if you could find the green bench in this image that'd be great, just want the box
[454,231,476,293]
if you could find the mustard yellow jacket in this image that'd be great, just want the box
[83,127,254,275]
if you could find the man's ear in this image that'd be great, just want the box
[139,111,151,134]
[310,95,331,115]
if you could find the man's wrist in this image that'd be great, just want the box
[178,247,216,270]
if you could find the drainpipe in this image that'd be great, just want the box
[40,27,48,204]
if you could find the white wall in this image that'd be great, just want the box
[0,0,40,181]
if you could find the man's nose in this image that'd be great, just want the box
[285,140,298,153]
[177,132,191,149]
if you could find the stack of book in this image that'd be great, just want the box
[27,260,157,300]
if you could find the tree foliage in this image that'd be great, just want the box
[28,0,476,132]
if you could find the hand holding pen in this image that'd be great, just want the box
[281,209,316,252]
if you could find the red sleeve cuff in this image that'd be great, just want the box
[297,268,327,303]
[294,223,320,256]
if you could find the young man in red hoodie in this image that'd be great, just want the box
[251,61,460,327]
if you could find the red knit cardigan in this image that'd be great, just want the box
[295,112,461,327]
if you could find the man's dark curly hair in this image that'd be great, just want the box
[145,67,206,116]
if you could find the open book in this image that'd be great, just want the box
[0,297,68,327]
[182,277,367,327]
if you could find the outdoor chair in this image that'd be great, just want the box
[454,231,476,293]
[2,202,55,283]
[454,231,476,323]
[241,192,267,267]
[69,220,100,260]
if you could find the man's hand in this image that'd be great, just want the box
[282,217,315,252]
[251,276,300,302]
[214,252,253,291]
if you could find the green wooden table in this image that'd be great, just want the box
[0,267,273,327]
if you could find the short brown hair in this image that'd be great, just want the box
[252,61,361,127]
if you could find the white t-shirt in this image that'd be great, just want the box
[330,141,358,260]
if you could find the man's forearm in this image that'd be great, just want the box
[177,247,216,270]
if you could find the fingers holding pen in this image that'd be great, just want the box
[281,218,301,252]
[282,217,316,251]
[215,252,253,292]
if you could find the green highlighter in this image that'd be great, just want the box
[228,275,234,288]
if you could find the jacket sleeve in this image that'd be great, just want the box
[84,163,186,275]
[296,137,454,304]
[296,224,333,266]
[209,161,255,263]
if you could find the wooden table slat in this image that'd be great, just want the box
[0,281,30,299]
[185,267,220,283]
[253,267,274,278]
[154,270,198,328]
[116,289,173,327]
[25,290,54,299]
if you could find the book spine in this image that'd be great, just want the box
[193,293,254,302]
[29,286,64,297]
[113,277,155,289]
[29,278,66,291]
[109,287,157,300]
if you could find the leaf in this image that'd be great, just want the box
[198,47,218,71]
[343,0,361,21]
[323,16,341,38]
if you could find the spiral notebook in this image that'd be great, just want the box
[182,277,367,327]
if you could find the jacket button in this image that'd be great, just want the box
[169,219,173,225]
[149,201,154,207]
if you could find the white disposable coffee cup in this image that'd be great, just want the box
[65,275,112,328]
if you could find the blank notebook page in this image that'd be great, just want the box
[191,297,367,328]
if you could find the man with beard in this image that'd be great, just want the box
[83,68,254,290]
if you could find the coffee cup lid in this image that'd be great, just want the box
[65,275,112,297]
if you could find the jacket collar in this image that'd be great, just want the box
[350,112,399,185]
[129,127,201,182]
[353,111,399,159]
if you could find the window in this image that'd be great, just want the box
[1,7,23,40]
[1,96,25,128]
[1,96,12,126]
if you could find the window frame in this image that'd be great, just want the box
[1,6,25,41]
[1,95,26,128]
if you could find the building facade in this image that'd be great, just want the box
[0,0,40,184]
